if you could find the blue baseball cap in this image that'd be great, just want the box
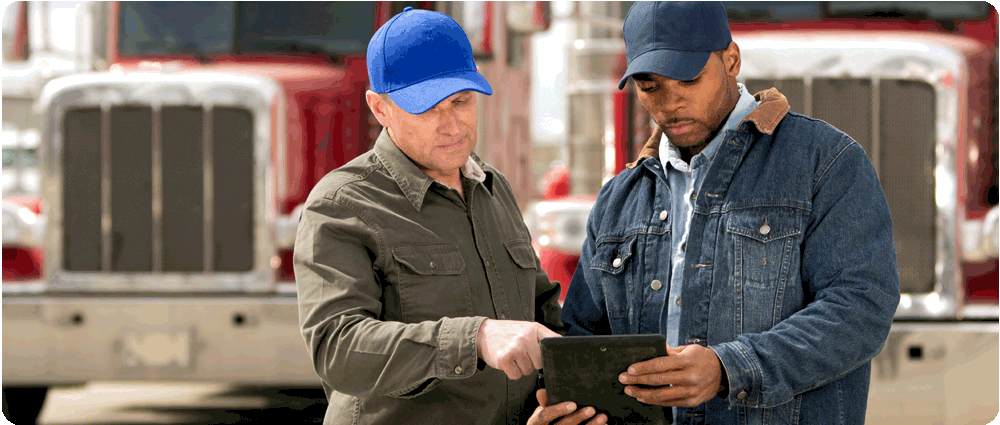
[618,1,733,90]
[367,7,493,114]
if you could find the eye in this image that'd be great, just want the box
[639,84,659,93]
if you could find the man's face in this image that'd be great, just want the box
[371,91,478,178]
[633,43,741,151]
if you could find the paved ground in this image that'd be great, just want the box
[30,382,327,424]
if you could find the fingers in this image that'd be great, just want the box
[626,355,677,376]
[619,370,685,387]
[527,401,607,425]
[624,385,692,407]
[536,389,547,407]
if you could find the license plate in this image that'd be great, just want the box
[122,329,192,369]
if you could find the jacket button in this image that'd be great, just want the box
[736,390,748,400]
[658,210,667,221]
[675,297,681,306]
[650,280,662,290]
[613,258,622,268]
[429,261,437,269]
[689,192,698,200]
[454,366,463,374]
[759,223,771,235]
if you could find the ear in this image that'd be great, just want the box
[365,90,393,128]
[723,42,741,78]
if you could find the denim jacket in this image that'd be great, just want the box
[561,89,900,425]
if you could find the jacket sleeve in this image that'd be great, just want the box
[294,195,486,399]
[560,183,614,337]
[711,140,901,408]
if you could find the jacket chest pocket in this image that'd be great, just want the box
[392,245,471,322]
[589,235,638,331]
[728,208,802,288]
[504,239,537,320]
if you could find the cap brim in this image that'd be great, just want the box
[617,49,711,90]
[388,70,493,114]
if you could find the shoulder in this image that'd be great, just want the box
[306,151,387,206]
[769,112,872,187]
[771,111,855,152]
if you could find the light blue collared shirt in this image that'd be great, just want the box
[659,83,759,347]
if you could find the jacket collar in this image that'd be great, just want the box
[373,129,494,211]
[626,88,791,169]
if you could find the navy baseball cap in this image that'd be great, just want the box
[618,1,733,90]
[367,7,493,114]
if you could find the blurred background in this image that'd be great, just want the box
[1,1,997,424]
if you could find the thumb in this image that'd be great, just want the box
[666,344,680,356]
[536,389,548,407]
[535,325,561,341]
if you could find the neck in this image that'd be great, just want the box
[680,84,740,162]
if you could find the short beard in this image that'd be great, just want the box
[703,77,738,145]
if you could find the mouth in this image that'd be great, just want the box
[663,121,696,137]
[438,138,465,150]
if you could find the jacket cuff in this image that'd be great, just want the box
[711,341,762,408]
[437,316,488,380]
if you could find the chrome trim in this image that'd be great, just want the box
[151,104,163,273]
[38,71,280,292]
[735,32,975,319]
[202,105,214,273]
[802,75,813,118]
[100,102,112,272]
[961,304,1000,320]
[870,76,881,175]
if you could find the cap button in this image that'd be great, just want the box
[404,6,413,11]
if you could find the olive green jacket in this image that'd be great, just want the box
[294,129,564,425]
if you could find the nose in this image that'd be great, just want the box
[660,82,686,115]
[437,105,462,135]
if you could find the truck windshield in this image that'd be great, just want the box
[118,1,375,57]
[237,2,375,54]
[723,1,993,22]
[119,2,235,55]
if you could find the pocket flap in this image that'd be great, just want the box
[392,245,465,275]
[727,209,802,243]
[590,236,637,275]
[504,240,537,270]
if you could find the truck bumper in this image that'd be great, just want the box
[867,321,999,424]
[2,295,320,386]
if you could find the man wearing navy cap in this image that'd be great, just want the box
[294,8,566,425]
[550,2,900,424]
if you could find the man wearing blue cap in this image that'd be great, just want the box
[549,2,900,424]
[294,8,566,425]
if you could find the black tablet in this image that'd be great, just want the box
[540,334,670,425]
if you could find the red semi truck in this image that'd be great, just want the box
[526,3,999,424]
[2,1,549,423]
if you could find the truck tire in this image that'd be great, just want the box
[2,386,49,425]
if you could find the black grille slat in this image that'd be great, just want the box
[812,78,873,155]
[161,107,205,272]
[212,107,255,272]
[880,80,936,293]
[110,107,154,272]
[63,108,103,271]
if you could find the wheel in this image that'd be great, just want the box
[2,386,49,425]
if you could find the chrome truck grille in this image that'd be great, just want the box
[63,106,254,273]
[744,78,937,294]
[41,72,278,291]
